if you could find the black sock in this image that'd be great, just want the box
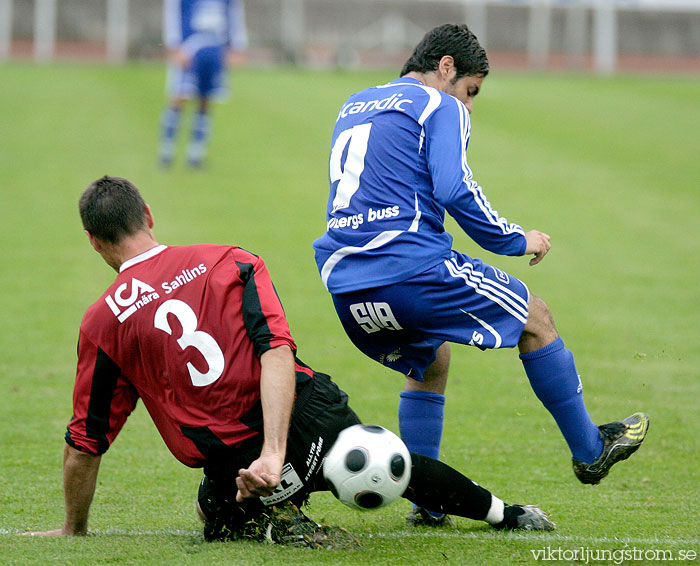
[403,453,494,520]
[492,505,525,530]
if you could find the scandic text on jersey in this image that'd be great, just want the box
[336,93,413,121]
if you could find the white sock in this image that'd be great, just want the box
[484,495,505,524]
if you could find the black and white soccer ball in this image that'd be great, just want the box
[323,424,411,511]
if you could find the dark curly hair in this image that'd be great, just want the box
[400,23,489,79]
[79,175,148,243]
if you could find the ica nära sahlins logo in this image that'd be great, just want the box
[105,264,207,323]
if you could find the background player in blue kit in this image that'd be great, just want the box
[313,24,649,526]
[158,0,247,168]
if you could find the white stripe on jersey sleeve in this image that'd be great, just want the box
[454,98,524,237]
[417,87,442,126]
[408,193,422,232]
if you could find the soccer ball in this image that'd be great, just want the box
[323,424,411,511]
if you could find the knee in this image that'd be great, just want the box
[530,294,551,319]
[530,295,556,326]
[520,295,558,352]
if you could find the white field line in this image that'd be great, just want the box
[370,531,700,546]
[3,527,699,546]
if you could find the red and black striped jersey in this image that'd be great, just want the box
[65,244,298,467]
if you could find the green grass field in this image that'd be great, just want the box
[1,62,699,565]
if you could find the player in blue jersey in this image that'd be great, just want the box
[158,0,247,168]
[313,24,649,526]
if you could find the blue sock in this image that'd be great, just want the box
[187,110,211,166]
[399,390,445,516]
[520,337,603,463]
[158,105,181,165]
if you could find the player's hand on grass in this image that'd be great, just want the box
[235,453,284,502]
[524,230,551,266]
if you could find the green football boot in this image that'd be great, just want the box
[573,412,650,485]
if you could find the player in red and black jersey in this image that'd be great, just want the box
[70,242,304,467]
[27,176,554,545]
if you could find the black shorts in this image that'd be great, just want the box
[198,371,361,532]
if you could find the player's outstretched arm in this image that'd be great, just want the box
[24,444,102,536]
[236,345,295,502]
[524,230,552,266]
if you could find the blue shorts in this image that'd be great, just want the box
[331,251,530,381]
[167,46,229,100]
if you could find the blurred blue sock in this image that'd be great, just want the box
[158,105,181,165]
[187,110,211,167]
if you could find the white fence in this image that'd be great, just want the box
[0,0,130,62]
[1,0,700,73]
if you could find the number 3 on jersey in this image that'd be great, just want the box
[154,299,224,387]
[329,123,372,213]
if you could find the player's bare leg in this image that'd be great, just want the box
[400,343,454,525]
[517,294,559,354]
[518,294,648,483]
[404,342,450,394]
